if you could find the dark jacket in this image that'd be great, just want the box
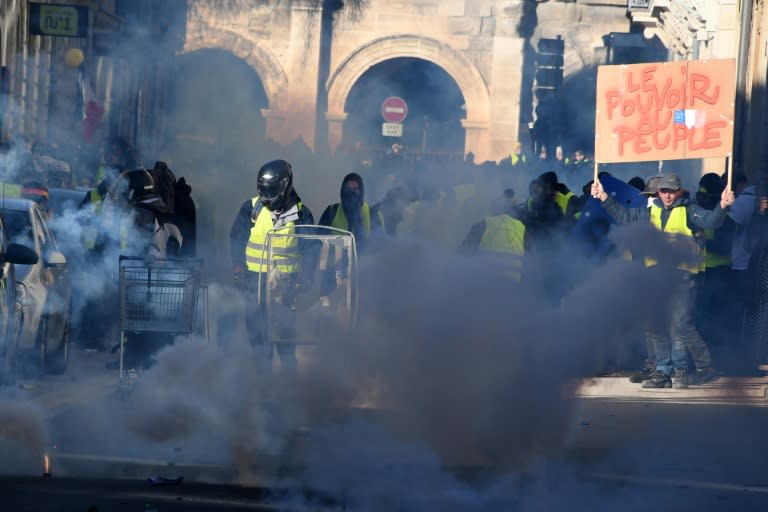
[517,199,564,254]
[229,191,318,284]
[602,195,728,231]
[173,178,196,257]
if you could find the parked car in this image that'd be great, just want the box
[0,216,39,379]
[2,199,71,372]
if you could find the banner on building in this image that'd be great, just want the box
[594,59,735,163]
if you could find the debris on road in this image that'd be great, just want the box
[147,476,183,487]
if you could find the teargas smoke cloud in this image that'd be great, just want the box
[0,3,752,510]
[0,399,48,476]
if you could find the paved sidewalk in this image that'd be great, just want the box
[577,375,768,404]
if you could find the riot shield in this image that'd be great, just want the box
[257,225,358,348]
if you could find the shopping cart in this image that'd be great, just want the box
[117,256,207,379]
[258,225,358,349]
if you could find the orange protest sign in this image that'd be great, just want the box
[595,59,735,163]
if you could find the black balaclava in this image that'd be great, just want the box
[340,173,365,242]
[340,172,364,219]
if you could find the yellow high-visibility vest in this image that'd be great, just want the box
[479,214,525,281]
[646,204,705,273]
[555,191,574,216]
[245,198,300,274]
[703,228,731,269]
[331,203,375,236]
[82,189,104,250]
[0,183,22,198]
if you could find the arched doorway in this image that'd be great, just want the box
[167,48,270,171]
[162,48,272,276]
[326,36,491,162]
[343,58,466,158]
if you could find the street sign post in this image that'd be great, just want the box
[30,3,89,38]
[382,122,403,137]
[381,96,408,123]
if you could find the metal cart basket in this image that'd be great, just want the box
[118,256,206,378]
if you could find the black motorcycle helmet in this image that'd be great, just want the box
[111,169,156,205]
[257,159,293,211]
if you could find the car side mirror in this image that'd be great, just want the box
[43,250,66,267]
[5,243,39,265]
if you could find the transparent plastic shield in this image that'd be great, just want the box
[258,226,358,345]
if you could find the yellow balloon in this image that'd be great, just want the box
[65,48,84,68]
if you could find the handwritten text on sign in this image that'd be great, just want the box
[595,60,735,163]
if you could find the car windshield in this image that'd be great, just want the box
[3,209,35,278]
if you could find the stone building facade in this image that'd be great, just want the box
[183,0,633,163]
[2,0,765,172]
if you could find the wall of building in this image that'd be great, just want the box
[741,0,768,184]
[182,0,632,163]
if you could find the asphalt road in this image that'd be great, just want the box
[3,349,768,510]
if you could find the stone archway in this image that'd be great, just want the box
[326,35,491,160]
[183,27,288,111]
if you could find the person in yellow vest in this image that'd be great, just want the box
[230,160,317,374]
[592,173,734,389]
[459,188,526,281]
[0,182,22,198]
[318,172,383,299]
[499,142,528,170]
[571,149,591,166]
[538,171,577,220]
[319,173,384,247]
[694,173,736,355]
[78,177,114,253]
[696,173,735,270]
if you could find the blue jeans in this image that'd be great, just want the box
[651,274,712,376]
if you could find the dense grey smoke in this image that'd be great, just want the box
[112,220,682,509]
[0,4,756,511]
[0,399,47,475]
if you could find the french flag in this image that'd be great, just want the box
[674,109,706,129]
[79,72,104,143]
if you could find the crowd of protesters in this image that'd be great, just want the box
[334,139,765,388]
[0,135,199,373]
[2,131,763,385]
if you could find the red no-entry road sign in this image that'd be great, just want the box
[381,96,408,123]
